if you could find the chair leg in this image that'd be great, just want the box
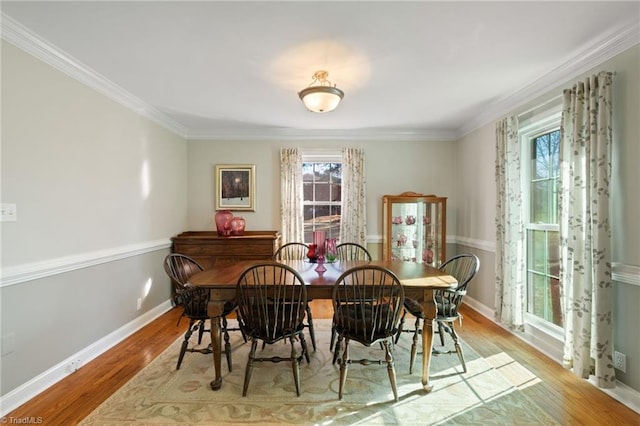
[177,319,196,370]
[383,339,399,402]
[447,322,467,373]
[222,316,232,372]
[438,321,446,346]
[395,309,407,344]
[237,315,248,342]
[329,324,337,350]
[409,317,420,374]
[197,320,206,345]
[338,338,350,400]
[242,340,258,397]
[305,305,317,352]
[332,335,342,365]
[290,337,302,397]
[299,331,310,364]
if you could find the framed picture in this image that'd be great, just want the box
[215,164,255,211]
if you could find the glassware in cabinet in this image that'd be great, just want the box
[382,192,446,267]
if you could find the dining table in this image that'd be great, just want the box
[187,259,458,392]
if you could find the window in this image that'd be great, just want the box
[521,110,562,330]
[302,160,341,244]
[527,129,561,326]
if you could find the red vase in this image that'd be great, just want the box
[229,217,246,236]
[214,210,233,236]
[307,244,318,263]
[423,248,434,264]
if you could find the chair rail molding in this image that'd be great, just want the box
[453,235,496,253]
[612,263,640,287]
[0,239,172,287]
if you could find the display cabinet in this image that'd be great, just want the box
[382,192,446,267]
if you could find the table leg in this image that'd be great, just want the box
[207,299,225,391]
[209,315,223,390]
[421,288,436,392]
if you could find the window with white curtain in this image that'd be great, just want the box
[302,151,342,244]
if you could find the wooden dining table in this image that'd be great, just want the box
[188,259,457,392]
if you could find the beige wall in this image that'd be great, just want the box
[1,41,188,395]
[186,139,458,241]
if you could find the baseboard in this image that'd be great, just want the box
[592,378,640,414]
[0,300,173,416]
[462,297,640,415]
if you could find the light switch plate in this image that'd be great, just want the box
[1,204,17,222]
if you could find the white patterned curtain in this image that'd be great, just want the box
[280,148,304,244]
[340,147,367,246]
[494,115,526,330]
[559,71,614,388]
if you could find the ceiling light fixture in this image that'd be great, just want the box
[298,70,344,113]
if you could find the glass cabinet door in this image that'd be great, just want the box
[382,192,446,267]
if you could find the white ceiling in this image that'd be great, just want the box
[2,1,639,141]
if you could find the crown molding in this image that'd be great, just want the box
[0,13,188,138]
[3,12,637,143]
[457,20,640,138]
[186,126,458,142]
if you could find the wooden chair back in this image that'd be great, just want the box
[236,262,308,344]
[332,265,404,346]
[335,242,372,261]
[273,242,309,261]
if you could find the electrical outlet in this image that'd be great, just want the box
[1,204,17,222]
[614,351,626,373]
[66,358,82,373]
[137,298,142,311]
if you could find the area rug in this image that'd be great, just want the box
[80,319,559,425]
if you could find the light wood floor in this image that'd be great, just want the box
[6,301,638,425]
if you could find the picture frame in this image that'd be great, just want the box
[215,164,255,211]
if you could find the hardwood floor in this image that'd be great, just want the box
[5,302,638,425]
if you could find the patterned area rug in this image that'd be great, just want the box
[80,319,558,425]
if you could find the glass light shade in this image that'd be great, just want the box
[298,86,344,113]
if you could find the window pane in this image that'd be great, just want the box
[533,133,550,179]
[315,182,330,202]
[302,182,312,202]
[547,231,560,278]
[302,164,314,181]
[531,180,550,222]
[527,230,547,272]
[549,131,560,176]
[315,163,330,182]
[330,183,341,202]
[549,276,562,326]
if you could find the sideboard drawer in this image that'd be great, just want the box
[171,231,281,269]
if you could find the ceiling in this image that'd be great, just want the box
[2,1,639,141]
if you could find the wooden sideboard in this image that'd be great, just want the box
[171,231,281,269]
